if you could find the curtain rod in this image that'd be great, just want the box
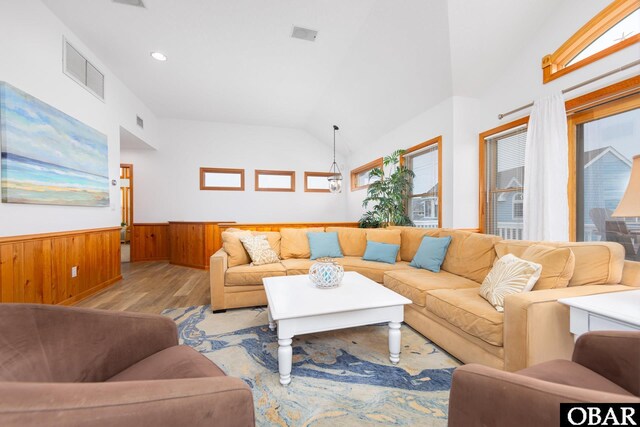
[497,59,640,120]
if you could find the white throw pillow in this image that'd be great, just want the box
[240,235,280,266]
[479,254,542,312]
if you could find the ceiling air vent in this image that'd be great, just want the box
[63,38,105,101]
[136,115,144,129]
[291,26,318,42]
[112,0,145,8]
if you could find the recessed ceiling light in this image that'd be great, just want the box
[150,52,167,61]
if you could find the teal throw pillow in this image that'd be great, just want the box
[410,236,452,272]
[307,232,343,260]
[362,241,400,264]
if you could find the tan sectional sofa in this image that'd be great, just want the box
[210,226,639,371]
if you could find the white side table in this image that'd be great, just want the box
[558,290,640,340]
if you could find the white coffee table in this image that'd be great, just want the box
[263,271,412,385]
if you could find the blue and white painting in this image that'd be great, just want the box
[0,82,109,207]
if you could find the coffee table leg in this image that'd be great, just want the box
[267,307,276,331]
[278,338,293,385]
[389,321,401,364]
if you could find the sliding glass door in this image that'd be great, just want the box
[572,94,640,261]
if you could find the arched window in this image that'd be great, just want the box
[512,193,524,220]
[542,0,639,83]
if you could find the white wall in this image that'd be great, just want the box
[346,0,639,229]
[0,0,159,236]
[121,120,349,223]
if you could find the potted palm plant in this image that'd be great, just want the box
[359,149,414,228]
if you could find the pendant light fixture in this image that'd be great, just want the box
[328,125,343,193]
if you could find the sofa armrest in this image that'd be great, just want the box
[0,304,178,382]
[0,377,255,427]
[210,249,229,311]
[621,260,640,287]
[503,284,633,371]
[448,364,639,427]
[572,331,640,396]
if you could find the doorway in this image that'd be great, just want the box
[120,164,133,263]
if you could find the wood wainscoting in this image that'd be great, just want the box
[168,222,232,269]
[0,227,121,305]
[131,223,170,262]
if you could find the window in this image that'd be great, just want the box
[304,172,333,192]
[512,193,524,220]
[63,38,105,100]
[570,93,639,260]
[255,170,295,192]
[404,137,441,228]
[200,167,245,191]
[350,158,383,191]
[542,0,639,83]
[480,121,528,240]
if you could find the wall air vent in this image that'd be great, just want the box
[291,26,318,42]
[63,38,105,101]
[136,115,144,129]
[112,0,145,8]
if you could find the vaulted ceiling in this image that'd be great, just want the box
[42,0,563,153]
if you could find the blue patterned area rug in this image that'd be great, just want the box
[163,306,459,426]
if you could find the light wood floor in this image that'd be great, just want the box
[75,262,210,314]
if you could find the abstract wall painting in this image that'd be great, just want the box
[0,82,109,207]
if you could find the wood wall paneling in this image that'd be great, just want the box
[131,223,170,262]
[168,222,230,270]
[0,227,121,305]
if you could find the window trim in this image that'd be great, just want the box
[350,158,383,191]
[542,0,640,83]
[403,136,443,228]
[303,171,333,193]
[199,167,245,191]
[478,117,530,234]
[254,169,296,192]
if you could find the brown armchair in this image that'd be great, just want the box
[0,304,255,427]
[448,331,640,427]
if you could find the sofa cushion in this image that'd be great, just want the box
[517,359,634,396]
[254,231,282,257]
[384,269,479,307]
[366,228,402,261]
[479,254,542,312]
[520,245,575,290]
[222,230,253,267]
[239,235,280,266]
[389,226,440,262]
[410,235,452,273]
[280,227,324,259]
[495,240,624,286]
[107,346,226,382]
[336,256,412,283]
[307,232,343,260]
[426,288,504,346]
[362,241,400,264]
[326,227,367,256]
[281,258,315,275]
[226,262,286,286]
[440,230,502,283]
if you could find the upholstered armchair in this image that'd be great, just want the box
[0,304,255,427]
[448,331,640,427]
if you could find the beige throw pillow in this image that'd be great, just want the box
[521,245,575,290]
[221,230,253,267]
[479,254,542,312]
[240,235,280,266]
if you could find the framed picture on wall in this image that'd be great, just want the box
[0,82,109,207]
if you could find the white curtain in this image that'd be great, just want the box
[523,92,569,241]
